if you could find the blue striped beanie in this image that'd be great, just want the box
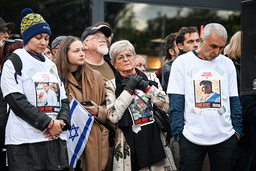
[20,8,51,46]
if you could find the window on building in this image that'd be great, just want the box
[105,2,240,71]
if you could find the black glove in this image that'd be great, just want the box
[138,80,149,92]
[123,74,142,94]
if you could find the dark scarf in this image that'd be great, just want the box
[115,68,166,171]
[27,50,45,62]
[178,49,187,56]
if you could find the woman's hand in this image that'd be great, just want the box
[83,100,99,116]
[138,80,149,92]
[44,120,66,140]
[123,74,143,94]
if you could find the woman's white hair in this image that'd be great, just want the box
[109,40,136,61]
[201,23,227,41]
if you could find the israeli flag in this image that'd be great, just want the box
[67,97,94,168]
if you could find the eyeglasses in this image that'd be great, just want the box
[86,35,107,42]
[0,28,11,35]
[116,53,134,62]
[111,33,114,38]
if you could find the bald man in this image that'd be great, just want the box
[135,55,146,72]
[135,55,163,92]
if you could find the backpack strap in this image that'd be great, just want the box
[7,53,22,84]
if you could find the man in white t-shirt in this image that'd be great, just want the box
[167,23,243,171]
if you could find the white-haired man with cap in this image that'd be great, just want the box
[94,22,114,62]
[81,26,117,171]
[0,17,15,49]
[81,26,116,83]
[0,17,15,70]
[167,23,243,171]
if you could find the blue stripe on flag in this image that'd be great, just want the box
[70,100,78,119]
[69,114,93,167]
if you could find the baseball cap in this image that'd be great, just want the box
[51,36,67,49]
[81,26,111,41]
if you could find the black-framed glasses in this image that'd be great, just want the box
[0,28,11,35]
[86,35,107,42]
[111,33,114,38]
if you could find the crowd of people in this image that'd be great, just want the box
[0,7,255,171]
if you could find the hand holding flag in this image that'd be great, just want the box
[66,97,94,168]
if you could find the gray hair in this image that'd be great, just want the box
[201,23,227,41]
[109,40,136,61]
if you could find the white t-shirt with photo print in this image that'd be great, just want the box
[1,48,67,145]
[167,51,238,145]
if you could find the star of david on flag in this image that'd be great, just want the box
[66,97,94,168]
[69,124,79,141]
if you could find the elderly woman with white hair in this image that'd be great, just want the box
[105,40,176,171]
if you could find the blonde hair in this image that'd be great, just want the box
[228,31,241,60]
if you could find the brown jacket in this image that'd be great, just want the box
[67,64,109,170]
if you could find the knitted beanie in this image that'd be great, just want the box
[20,8,51,46]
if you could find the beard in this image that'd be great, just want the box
[0,38,6,48]
[97,45,109,55]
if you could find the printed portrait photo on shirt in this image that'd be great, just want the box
[35,81,60,107]
[194,79,221,108]
[128,90,154,126]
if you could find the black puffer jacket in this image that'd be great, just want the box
[5,92,71,131]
